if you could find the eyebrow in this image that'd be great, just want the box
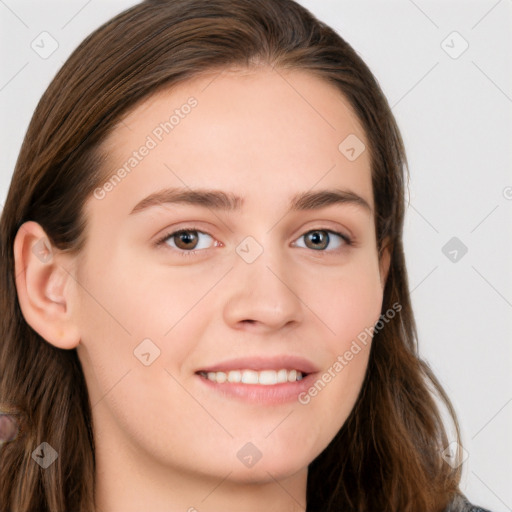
[129,187,372,215]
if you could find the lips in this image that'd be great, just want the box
[195,363,320,405]
[195,355,319,375]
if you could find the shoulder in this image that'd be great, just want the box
[464,505,492,512]
[444,493,493,512]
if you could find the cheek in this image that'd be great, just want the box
[299,253,382,419]
[75,244,180,337]
[311,254,384,345]
[73,245,173,403]
[73,243,216,407]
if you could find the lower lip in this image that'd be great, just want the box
[195,372,317,405]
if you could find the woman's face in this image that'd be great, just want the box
[74,67,388,490]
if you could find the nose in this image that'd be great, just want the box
[222,239,305,333]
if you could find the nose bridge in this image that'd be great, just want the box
[222,233,304,330]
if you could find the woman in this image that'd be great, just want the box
[0,0,493,510]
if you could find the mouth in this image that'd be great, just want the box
[194,356,319,405]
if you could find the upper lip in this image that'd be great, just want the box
[196,355,319,375]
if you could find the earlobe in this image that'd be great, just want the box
[379,237,392,290]
[13,221,80,350]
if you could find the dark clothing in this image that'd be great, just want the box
[445,493,492,512]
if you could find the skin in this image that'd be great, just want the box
[14,66,390,512]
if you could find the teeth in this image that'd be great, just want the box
[200,369,305,385]
[241,370,259,384]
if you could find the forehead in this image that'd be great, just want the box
[91,66,373,220]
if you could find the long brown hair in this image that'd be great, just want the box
[0,0,463,510]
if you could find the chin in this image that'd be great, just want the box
[224,454,309,485]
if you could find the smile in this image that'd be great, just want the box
[197,369,305,385]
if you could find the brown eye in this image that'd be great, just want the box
[158,228,216,256]
[173,230,200,250]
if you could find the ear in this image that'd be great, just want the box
[378,237,391,291]
[13,221,80,350]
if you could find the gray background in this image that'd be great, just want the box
[1,1,511,510]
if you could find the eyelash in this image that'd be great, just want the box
[155,226,353,258]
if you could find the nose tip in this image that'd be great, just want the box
[223,258,304,333]
[218,227,311,332]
